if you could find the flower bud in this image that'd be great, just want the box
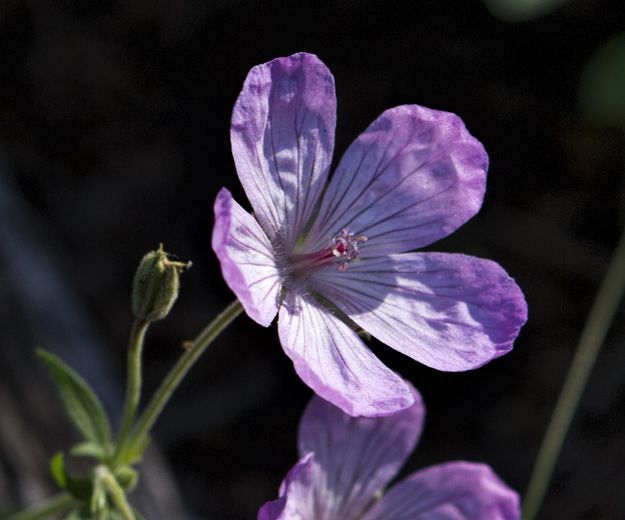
[132,245,190,322]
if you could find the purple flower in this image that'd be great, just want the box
[212,52,527,417]
[258,388,520,520]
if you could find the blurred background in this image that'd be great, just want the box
[1,0,625,518]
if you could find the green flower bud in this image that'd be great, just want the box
[132,245,190,322]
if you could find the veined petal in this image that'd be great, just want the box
[257,453,315,520]
[362,462,520,520]
[294,389,424,520]
[231,52,336,246]
[277,291,414,417]
[212,188,281,326]
[311,253,527,371]
[307,105,486,256]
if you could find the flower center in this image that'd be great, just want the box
[288,229,367,275]
[330,228,368,272]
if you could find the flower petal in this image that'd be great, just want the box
[257,453,315,520]
[311,253,527,371]
[277,291,414,417]
[294,388,424,520]
[212,188,281,326]
[362,462,520,520]
[231,52,336,246]
[307,105,486,256]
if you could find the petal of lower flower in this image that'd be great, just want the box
[212,188,281,326]
[231,52,336,246]
[294,389,424,520]
[277,291,414,417]
[312,253,527,371]
[307,105,486,256]
[257,453,315,520]
[361,462,520,520]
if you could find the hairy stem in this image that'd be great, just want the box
[128,300,243,454]
[113,318,150,465]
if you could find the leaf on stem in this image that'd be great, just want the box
[70,441,111,461]
[124,434,151,465]
[49,452,93,500]
[38,349,112,452]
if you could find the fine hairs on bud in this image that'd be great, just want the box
[132,244,191,322]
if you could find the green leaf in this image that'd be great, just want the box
[49,451,93,500]
[70,441,111,461]
[124,435,151,465]
[50,451,68,489]
[482,0,570,22]
[38,349,112,449]
[580,34,625,129]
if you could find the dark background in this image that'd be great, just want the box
[1,1,625,519]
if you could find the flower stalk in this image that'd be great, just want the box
[127,299,244,455]
[112,318,149,466]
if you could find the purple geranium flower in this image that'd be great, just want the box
[258,387,520,520]
[212,52,527,417]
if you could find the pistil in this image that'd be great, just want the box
[288,229,368,275]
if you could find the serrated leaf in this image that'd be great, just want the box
[38,349,111,449]
[580,34,625,128]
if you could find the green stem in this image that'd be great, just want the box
[128,300,243,453]
[113,318,150,465]
[95,465,134,520]
[7,492,75,520]
[523,227,625,520]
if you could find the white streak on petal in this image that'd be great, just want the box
[277,291,414,417]
[257,453,315,520]
[312,253,527,371]
[295,390,424,520]
[307,105,486,256]
[362,462,520,520]
[212,188,281,326]
[231,52,336,246]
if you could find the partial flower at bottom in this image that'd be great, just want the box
[212,52,527,417]
[258,387,520,520]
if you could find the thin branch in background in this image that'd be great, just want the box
[523,226,625,520]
